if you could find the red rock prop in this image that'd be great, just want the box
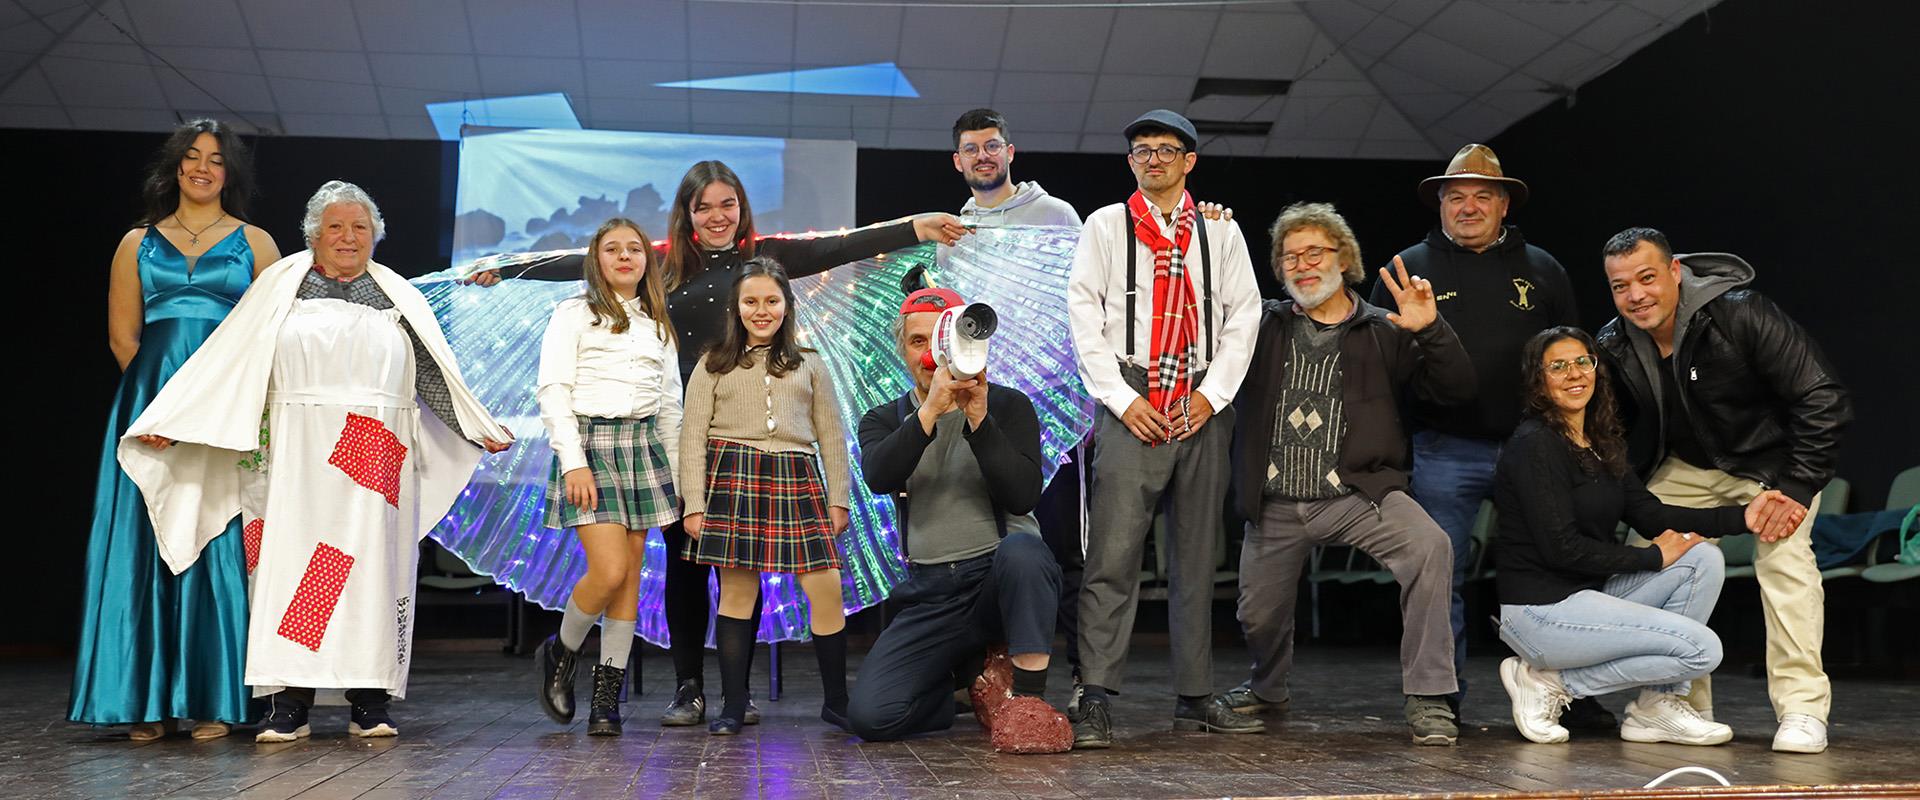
[969,646,1072,754]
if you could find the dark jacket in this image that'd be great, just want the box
[1494,417,1747,606]
[518,222,920,380]
[1595,253,1850,507]
[857,384,1044,550]
[1374,226,1576,440]
[1231,294,1476,519]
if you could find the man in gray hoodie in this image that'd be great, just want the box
[951,108,1082,228]
[1595,227,1851,755]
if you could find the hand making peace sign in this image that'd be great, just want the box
[1379,255,1438,332]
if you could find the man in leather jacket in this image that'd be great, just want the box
[1596,227,1851,755]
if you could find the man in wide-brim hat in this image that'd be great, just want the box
[1340,143,1590,727]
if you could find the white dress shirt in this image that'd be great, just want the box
[537,296,683,478]
[1066,201,1261,419]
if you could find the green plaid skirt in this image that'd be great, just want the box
[685,438,841,573]
[544,416,679,531]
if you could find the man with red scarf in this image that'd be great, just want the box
[1064,110,1262,749]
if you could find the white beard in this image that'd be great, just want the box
[1283,266,1343,309]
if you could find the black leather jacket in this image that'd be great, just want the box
[1595,253,1850,506]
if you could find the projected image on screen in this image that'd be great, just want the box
[451,128,854,264]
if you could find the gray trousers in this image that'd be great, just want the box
[1077,370,1234,697]
[1239,491,1458,699]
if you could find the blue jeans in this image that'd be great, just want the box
[1408,430,1503,697]
[1497,544,1725,699]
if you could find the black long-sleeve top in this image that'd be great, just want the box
[857,384,1043,563]
[1493,417,1748,606]
[515,221,920,381]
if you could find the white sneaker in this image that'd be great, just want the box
[1499,657,1570,744]
[1695,705,1714,723]
[1620,690,1733,745]
[1772,713,1828,753]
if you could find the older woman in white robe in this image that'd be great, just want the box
[121,181,511,743]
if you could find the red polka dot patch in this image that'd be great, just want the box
[327,413,408,507]
[244,519,264,574]
[277,542,355,652]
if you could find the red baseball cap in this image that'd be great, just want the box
[900,287,965,315]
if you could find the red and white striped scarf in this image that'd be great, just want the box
[1128,190,1198,417]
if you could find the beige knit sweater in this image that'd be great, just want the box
[679,347,851,515]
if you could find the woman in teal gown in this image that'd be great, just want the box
[71,119,282,740]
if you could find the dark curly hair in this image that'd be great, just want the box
[1521,326,1627,475]
[136,118,254,226]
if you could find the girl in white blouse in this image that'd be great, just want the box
[533,218,683,737]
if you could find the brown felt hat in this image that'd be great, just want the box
[1419,143,1529,208]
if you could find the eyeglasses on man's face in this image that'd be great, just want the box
[1128,144,1186,164]
[1280,245,1339,269]
[957,140,1008,158]
[1546,355,1598,378]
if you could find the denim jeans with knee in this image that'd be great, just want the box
[1408,430,1502,694]
[1497,544,1725,699]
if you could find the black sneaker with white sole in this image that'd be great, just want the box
[255,702,310,743]
[349,703,399,738]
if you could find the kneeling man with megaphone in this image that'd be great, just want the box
[845,285,1072,753]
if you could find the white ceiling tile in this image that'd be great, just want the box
[0,68,58,105]
[1101,9,1212,75]
[700,123,792,138]
[0,3,32,26]
[121,0,250,48]
[600,118,690,134]
[587,97,690,125]
[1269,138,1358,159]
[258,50,374,84]
[1435,99,1516,141]
[1001,9,1112,72]
[1365,61,1446,96]
[1519,40,1608,86]
[1628,0,1704,22]
[475,56,586,97]
[790,103,860,128]
[687,3,795,65]
[850,127,887,147]
[145,45,258,73]
[1002,130,1078,152]
[268,75,380,111]
[1301,1,1379,45]
[353,0,472,54]
[237,0,367,50]
[1295,95,1378,140]
[369,53,480,92]
[66,106,179,132]
[1289,79,1379,100]
[577,0,688,62]
[466,0,579,57]
[1476,87,1555,119]
[0,104,69,128]
[794,5,904,66]
[790,126,857,142]
[985,100,1088,133]
[1186,95,1279,121]
[1342,12,1414,63]
[0,16,56,52]
[1353,139,1440,160]
[851,106,889,128]
[1203,12,1316,79]
[691,99,791,126]
[1201,135,1271,158]
[993,72,1097,104]
[1422,2,1557,69]
[1506,1,1611,36]
[1084,101,1152,137]
[1381,32,1509,93]
[379,86,476,114]
[894,68,997,103]
[886,128,951,150]
[1298,35,1365,81]
[1382,0,1447,27]
[584,60,690,100]
[899,7,1008,70]
[64,1,139,44]
[1363,102,1421,141]
[156,70,277,113]
[887,101,985,131]
[44,42,148,66]
[1570,3,1662,53]
[1390,91,1468,128]
[279,111,389,138]
[0,52,33,76]
[1093,74,1193,103]
[41,55,169,108]
[384,113,440,139]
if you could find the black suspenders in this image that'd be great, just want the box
[1124,208,1214,361]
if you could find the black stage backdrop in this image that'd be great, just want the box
[13,0,1909,648]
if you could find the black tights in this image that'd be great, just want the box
[663,520,762,686]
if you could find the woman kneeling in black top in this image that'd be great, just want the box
[1491,327,1786,746]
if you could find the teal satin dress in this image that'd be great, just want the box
[70,226,255,725]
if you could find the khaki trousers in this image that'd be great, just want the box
[1645,458,1829,722]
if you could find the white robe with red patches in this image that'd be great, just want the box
[120,251,512,700]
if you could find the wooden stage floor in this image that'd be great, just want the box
[11,641,1917,799]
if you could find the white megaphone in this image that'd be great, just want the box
[924,302,998,381]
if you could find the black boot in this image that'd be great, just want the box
[587,664,625,736]
[814,630,850,731]
[536,634,581,724]
[709,615,755,735]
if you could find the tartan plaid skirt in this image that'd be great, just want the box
[543,416,680,531]
[685,438,841,573]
